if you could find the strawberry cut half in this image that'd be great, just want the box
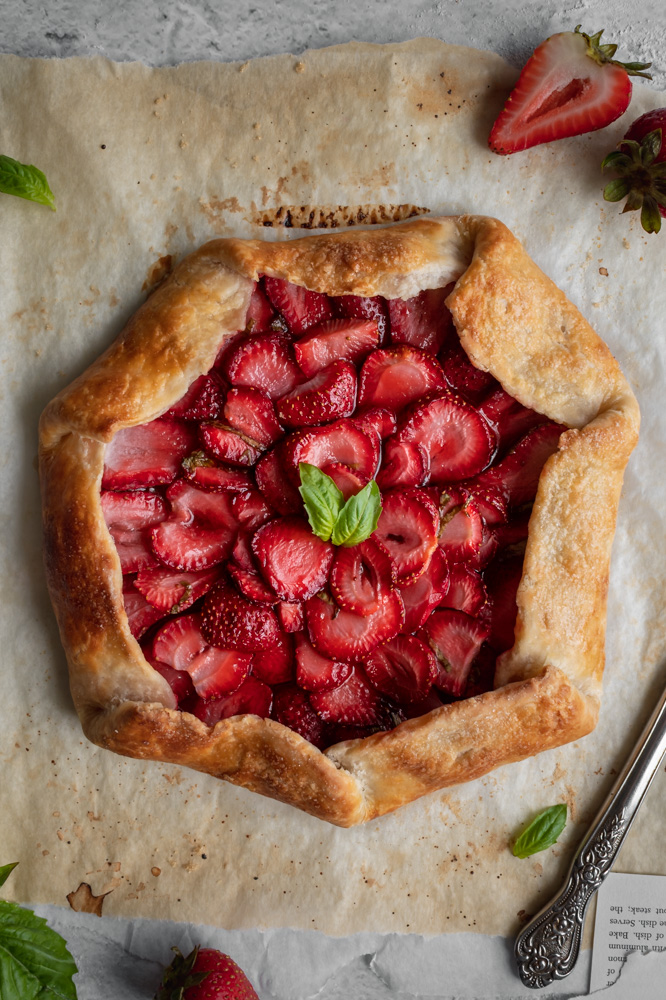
[421,609,490,697]
[152,614,252,699]
[329,537,395,616]
[272,684,328,748]
[228,562,278,604]
[377,438,430,490]
[223,387,283,447]
[201,583,282,652]
[264,276,334,334]
[441,564,488,616]
[245,280,276,333]
[358,345,447,411]
[223,331,303,399]
[276,359,357,427]
[166,371,227,421]
[333,293,389,345]
[374,488,439,584]
[277,600,304,633]
[135,565,221,612]
[122,579,167,639]
[388,285,456,356]
[295,633,352,692]
[148,659,195,705]
[199,422,263,466]
[305,590,404,661]
[399,546,450,632]
[482,555,524,653]
[321,463,368,500]
[477,386,547,454]
[474,422,561,507]
[193,677,273,726]
[151,480,237,571]
[352,406,397,441]
[101,490,168,573]
[252,631,295,684]
[255,445,302,515]
[252,516,334,602]
[437,493,484,563]
[182,452,254,492]
[310,667,392,726]
[102,417,196,490]
[365,634,438,704]
[398,393,495,482]
[440,341,497,403]
[294,318,379,376]
[284,420,379,482]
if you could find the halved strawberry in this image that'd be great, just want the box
[245,281,276,332]
[229,489,274,532]
[460,482,508,526]
[148,658,195,705]
[223,331,303,399]
[223,387,283,446]
[398,546,450,632]
[420,609,489,696]
[482,555,524,653]
[255,446,302,515]
[101,490,168,573]
[333,294,389,345]
[201,583,281,651]
[284,420,379,482]
[272,684,328,748]
[151,480,236,571]
[358,346,446,411]
[441,564,488,616]
[440,341,497,403]
[403,687,445,719]
[252,516,334,602]
[263,276,333,334]
[231,530,257,572]
[477,386,546,452]
[294,633,352,692]
[437,491,484,563]
[376,438,429,490]
[352,406,397,441]
[330,537,395,616]
[294,318,379,376]
[489,26,651,155]
[193,677,273,726]
[474,422,561,507]
[102,417,196,490]
[122,579,166,638]
[387,285,455,355]
[277,600,304,633]
[305,590,404,661]
[310,667,392,726]
[251,631,295,684]
[228,562,277,604]
[182,451,254,492]
[374,488,439,584]
[199,422,263,466]
[135,565,221,612]
[365,634,438,704]
[166,371,227,421]
[398,393,495,482]
[321,463,368,500]
[152,614,252,698]
[276,359,357,427]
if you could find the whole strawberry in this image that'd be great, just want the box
[602,109,666,234]
[489,25,651,154]
[155,945,259,1000]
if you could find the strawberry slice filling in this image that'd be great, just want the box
[101,277,563,748]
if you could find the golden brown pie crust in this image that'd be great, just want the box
[39,216,639,827]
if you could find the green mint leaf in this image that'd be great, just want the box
[330,480,382,547]
[0,899,78,999]
[298,463,345,542]
[0,155,56,210]
[512,804,567,859]
[0,863,18,889]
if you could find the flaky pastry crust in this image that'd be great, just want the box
[39,217,639,826]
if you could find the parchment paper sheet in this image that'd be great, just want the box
[1,39,665,939]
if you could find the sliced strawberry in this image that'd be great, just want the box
[228,562,277,604]
[460,482,508,526]
[330,537,395,616]
[376,438,429,490]
[399,546,450,632]
[294,633,352,692]
[352,406,397,441]
[152,614,252,698]
[388,285,456,355]
[310,667,392,726]
[151,480,236,571]
[403,687,445,719]
[102,417,195,490]
[255,445,302,515]
[148,659,195,705]
[464,644,497,698]
[398,393,495,482]
[199,422,263,466]
[122,579,166,638]
[201,583,281,652]
[193,677,273,725]
[245,280,276,333]
[441,564,488,616]
[321,463,368,500]
[223,331,303,399]
[229,489,274,531]
[264,276,333,334]
[284,420,379,482]
[333,294,389,345]
[294,318,379,376]
[477,386,546,452]
[276,359,357,428]
[494,509,531,550]
[252,516,334,602]
[482,555,524,653]
[365,634,438,704]
[182,451,254,492]
[437,492,484,563]
[421,609,489,697]
[277,600,304,633]
[101,490,168,573]
[135,565,221,612]
[374,489,439,584]
[358,345,446,411]
[474,423,561,507]
[305,590,404,661]
[440,341,497,403]
[166,371,226,421]
[251,631,295,684]
[231,531,257,572]
[467,523,499,570]
[271,684,328,748]
[223,387,283,447]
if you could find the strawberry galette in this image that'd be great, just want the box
[39,217,639,826]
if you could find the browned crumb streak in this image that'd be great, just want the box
[253,203,430,229]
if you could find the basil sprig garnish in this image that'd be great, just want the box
[512,804,567,859]
[299,463,382,546]
[0,155,56,210]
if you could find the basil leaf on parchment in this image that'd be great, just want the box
[0,155,56,210]
[512,804,568,859]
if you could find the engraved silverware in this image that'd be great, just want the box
[514,677,666,988]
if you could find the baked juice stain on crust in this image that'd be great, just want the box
[252,203,430,229]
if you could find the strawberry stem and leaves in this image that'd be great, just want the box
[602,128,666,234]
[0,154,56,210]
[512,804,568,859]
[299,463,382,546]
[155,946,209,1000]
[574,25,652,77]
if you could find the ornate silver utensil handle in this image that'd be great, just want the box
[515,678,666,989]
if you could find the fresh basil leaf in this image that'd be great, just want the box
[330,480,382,547]
[298,463,345,542]
[0,899,78,999]
[0,155,56,210]
[0,863,18,889]
[512,803,567,859]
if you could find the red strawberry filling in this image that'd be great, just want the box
[101,276,563,747]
